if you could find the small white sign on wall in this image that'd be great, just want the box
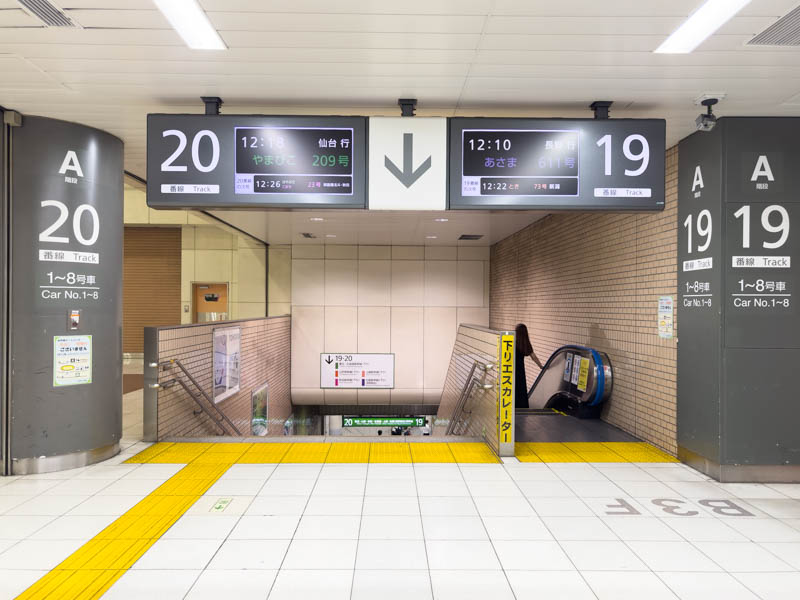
[368,117,447,210]
[320,353,395,389]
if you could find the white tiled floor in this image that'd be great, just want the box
[3,450,800,599]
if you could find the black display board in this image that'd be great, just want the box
[449,117,666,210]
[147,115,367,209]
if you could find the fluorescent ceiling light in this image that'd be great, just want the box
[654,0,751,54]
[153,0,226,50]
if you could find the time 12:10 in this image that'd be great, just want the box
[468,138,511,151]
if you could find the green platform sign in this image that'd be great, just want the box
[343,417,426,427]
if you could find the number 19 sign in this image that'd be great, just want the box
[449,117,665,211]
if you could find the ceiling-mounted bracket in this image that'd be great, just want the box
[201,96,223,116]
[398,98,417,117]
[590,101,613,120]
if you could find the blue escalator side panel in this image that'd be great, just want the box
[589,349,605,406]
[527,344,607,406]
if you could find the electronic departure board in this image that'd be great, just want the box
[147,115,366,209]
[449,117,666,211]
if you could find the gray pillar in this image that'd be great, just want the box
[6,115,123,474]
[678,117,800,482]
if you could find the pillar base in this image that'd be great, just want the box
[679,445,800,483]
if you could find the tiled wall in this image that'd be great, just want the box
[181,226,267,323]
[290,245,491,406]
[154,316,291,438]
[434,325,506,453]
[123,182,267,326]
[489,146,679,454]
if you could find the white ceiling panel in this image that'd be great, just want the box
[198,0,495,14]
[32,58,472,77]
[208,209,547,246]
[2,44,476,63]
[219,31,481,49]
[0,7,39,26]
[64,9,170,29]
[208,12,487,33]
[0,0,797,181]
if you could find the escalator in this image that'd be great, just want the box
[524,346,613,419]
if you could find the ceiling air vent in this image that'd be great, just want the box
[458,234,484,241]
[300,232,317,239]
[17,0,77,27]
[747,6,800,46]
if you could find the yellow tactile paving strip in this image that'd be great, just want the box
[515,441,677,463]
[16,460,233,600]
[18,441,675,598]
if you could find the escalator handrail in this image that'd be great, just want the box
[526,344,606,405]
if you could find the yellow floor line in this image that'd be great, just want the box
[18,448,238,599]
[327,443,371,463]
[409,443,455,463]
[369,443,412,463]
[125,441,676,465]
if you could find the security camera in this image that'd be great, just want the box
[696,98,718,132]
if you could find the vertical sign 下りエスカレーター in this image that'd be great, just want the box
[498,334,514,452]
[146,115,366,209]
[320,354,394,389]
[450,117,665,211]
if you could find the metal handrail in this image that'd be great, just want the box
[160,378,226,435]
[159,358,242,436]
[446,360,495,436]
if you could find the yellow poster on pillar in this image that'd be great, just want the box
[498,333,514,445]
[577,357,590,392]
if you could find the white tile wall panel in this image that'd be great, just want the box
[391,307,424,389]
[423,307,458,389]
[291,306,324,389]
[425,246,458,260]
[392,246,425,260]
[358,246,392,260]
[292,388,324,405]
[358,389,391,405]
[291,260,324,306]
[457,307,490,329]
[457,261,485,307]
[325,245,358,259]
[457,247,490,261]
[391,261,424,307]
[324,260,358,306]
[358,260,391,307]
[357,307,391,353]
[424,261,458,307]
[324,307,358,353]
[324,388,358,405]
[293,246,324,259]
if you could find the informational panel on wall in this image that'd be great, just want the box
[658,296,674,339]
[449,117,666,210]
[251,383,268,436]
[213,326,241,403]
[53,335,92,387]
[147,114,367,209]
[320,353,394,389]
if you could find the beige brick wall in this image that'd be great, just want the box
[490,146,678,454]
[155,316,291,438]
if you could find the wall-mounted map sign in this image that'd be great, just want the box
[147,115,367,209]
[320,353,394,389]
[449,117,665,211]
